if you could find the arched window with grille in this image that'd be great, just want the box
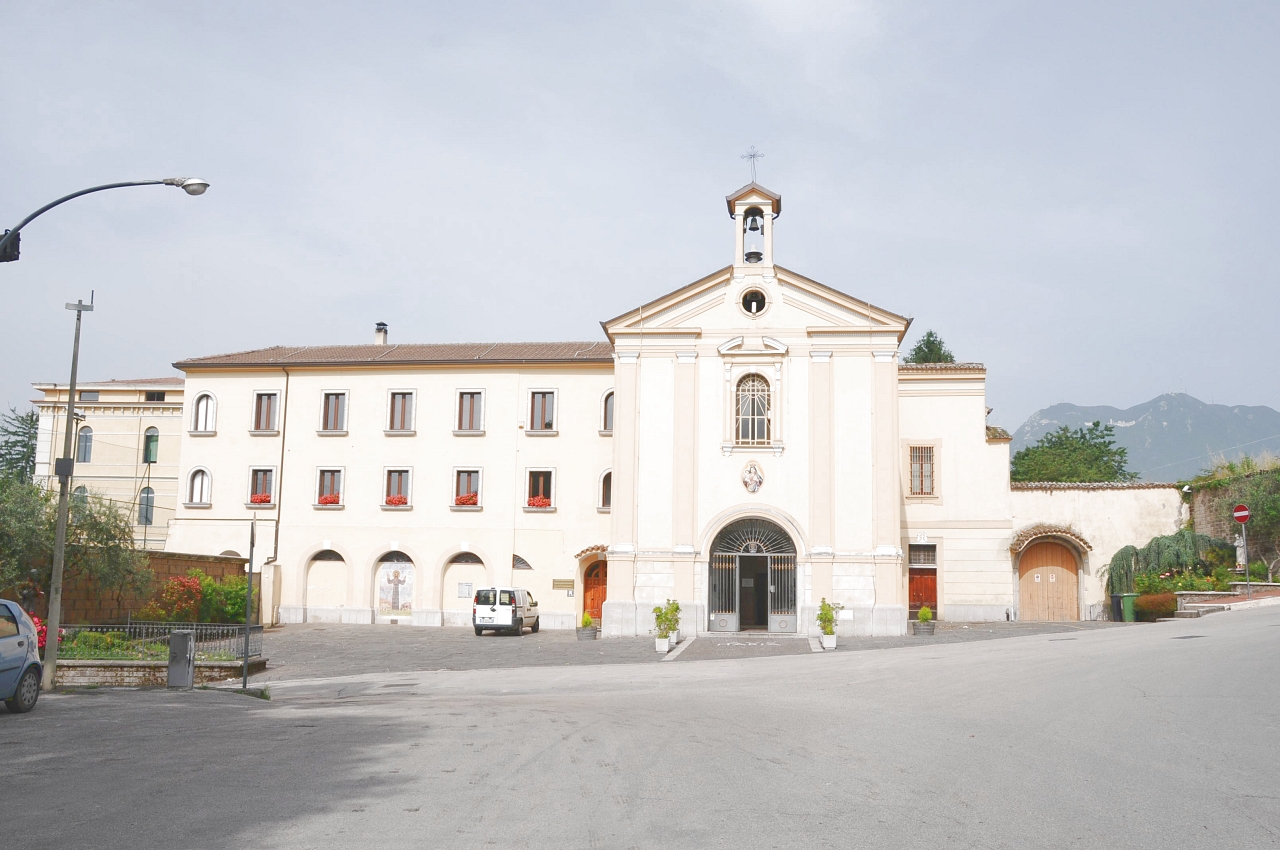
[138,487,155,526]
[76,426,93,463]
[188,469,211,505]
[143,427,159,464]
[735,374,771,446]
[192,393,215,432]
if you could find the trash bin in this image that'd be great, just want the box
[1109,594,1123,622]
[1121,593,1139,623]
[168,630,194,689]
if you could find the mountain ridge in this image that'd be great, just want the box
[1010,393,1280,482]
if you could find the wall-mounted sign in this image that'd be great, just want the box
[551,579,575,590]
[458,582,473,598]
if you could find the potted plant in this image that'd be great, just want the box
[455,492,478,506]
[914,605,935,635]
[250,492,272,505]
[385,494,407,506]
[576,611,598,641]
[318,493,340,506]
[652,599,680,651]
[816,597,839,649]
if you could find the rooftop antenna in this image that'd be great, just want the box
[741,146,764,183]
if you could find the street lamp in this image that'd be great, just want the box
[0,176,207,688]
[0,178,210,261]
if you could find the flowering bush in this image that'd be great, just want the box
[31,615,63,650]
[155,575,203,621]
[454,492,478,506]
[386,494,408,506]
[250,492,273,504]
[527,495,551,508]
[318,493,341,505]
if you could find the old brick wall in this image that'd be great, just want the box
[4,551,255,624]
[1191,489,1235,542]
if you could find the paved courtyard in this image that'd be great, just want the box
[6,608,1277,848]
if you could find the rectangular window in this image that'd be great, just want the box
[527,470,553,508]
[388,392,414,431]
[145,391,166,402]
[458,391,482,431]
[529,391,555,431]
[79,391,99,401]
[455,470,480,506]
[318,469,342,505]
[250,468,274,504]
[321,392,347,431]
[908,544,937,565]
[385,469,410,506]
[910,446,935,496]
[254,393,278,431]
[474,588,495,605]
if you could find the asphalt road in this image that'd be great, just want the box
[5,608,1279,849]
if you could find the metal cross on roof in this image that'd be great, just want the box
[741,146,764,182]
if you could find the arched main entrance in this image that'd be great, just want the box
[1018,541,1080,621]
[583,561,607,621]
[708,518,797,633]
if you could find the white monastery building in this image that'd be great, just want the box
[163,184,1184,636]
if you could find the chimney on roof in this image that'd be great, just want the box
[374,322,388,346]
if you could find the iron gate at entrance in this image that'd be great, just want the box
[708,518,797,633]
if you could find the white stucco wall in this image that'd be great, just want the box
[1010,484,1187,619]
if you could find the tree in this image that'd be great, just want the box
[1011,421,1137,483]
[0,407,38,482]
[904,330,955,364]
[0,479,150,602]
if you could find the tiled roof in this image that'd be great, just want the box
[986,425,1012,441]
[899,362,986,373]
[573,544,608,559]
[34,376,185,388]
[1010,524,1093,553]
[1010,481,1180,491]
[175,341,615,370]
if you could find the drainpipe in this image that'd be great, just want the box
[262,366,290,623]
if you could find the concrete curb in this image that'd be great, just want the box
[662,635,696,661]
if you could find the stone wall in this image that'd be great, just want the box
[3,551,254,624]
[55,658,268,687]
[1190,489,1236,542]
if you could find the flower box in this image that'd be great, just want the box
[454,492,478,506]
[385,494,408,506]
[527,495,551,508]
[250,493,273,505]
[318,493,341,506]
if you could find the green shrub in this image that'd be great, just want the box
[652,599,681,638]
[816,598,839,636]
[581,611,594,629]
[917,606,933,623]
[1133,593,1177,622]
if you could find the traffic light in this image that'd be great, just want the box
[0,230,18,262]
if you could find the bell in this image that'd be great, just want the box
[745,249,763,263]
[746,215,762,233]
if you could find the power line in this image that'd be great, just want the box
[1137,432,1280,475]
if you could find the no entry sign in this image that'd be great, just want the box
[1234,504,1251,523]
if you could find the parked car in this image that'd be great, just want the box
[1,599,43,714]
[472,587,540,636]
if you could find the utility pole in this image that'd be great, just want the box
[242,518,256,690]
[42,295,94,690]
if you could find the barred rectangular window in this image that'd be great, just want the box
[908,544,937,565]
[910,446,935,496]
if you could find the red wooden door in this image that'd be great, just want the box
[909,568,937,614]
[583,561,607,621]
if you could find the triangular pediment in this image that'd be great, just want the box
[725,182,782,217]
[602,265,910,343]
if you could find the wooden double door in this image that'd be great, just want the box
[1018,541,1079,621]
[583,561,607,621]
[909,568,937,616]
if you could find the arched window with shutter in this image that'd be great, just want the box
[138,487,155,525]
[76,426,93,463]
[143,427,159,464]
[188,469,211,505]
[192,394,216,432]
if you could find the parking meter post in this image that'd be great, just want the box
[243,519,255,690]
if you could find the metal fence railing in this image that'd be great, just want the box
[57,622,263,661]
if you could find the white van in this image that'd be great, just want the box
[472,587,540,636]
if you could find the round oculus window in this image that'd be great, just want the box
[741,290,767,316]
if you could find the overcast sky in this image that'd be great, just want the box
[2,1,1277,430]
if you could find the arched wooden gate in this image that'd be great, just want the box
[1018,541,1079,621]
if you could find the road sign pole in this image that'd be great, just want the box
[1243,522,1250,598]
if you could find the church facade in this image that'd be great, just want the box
[163,184,1184,636]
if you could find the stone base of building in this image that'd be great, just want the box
[945,604,1016,622]
[278,605,374,624]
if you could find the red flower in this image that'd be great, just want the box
[386,494,408,506]
[31,616,64,650]
[250,492,272,504]
[454,492,478,506]
[318,493,340,505]
[528,495,551,508]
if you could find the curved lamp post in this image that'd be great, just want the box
[0,177,208,690]
[0,177,209,260]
